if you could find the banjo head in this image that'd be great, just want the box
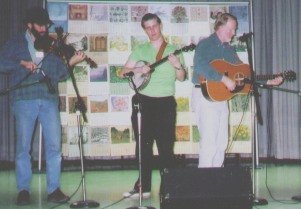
[129,60,151,91]
[129,72,151,91]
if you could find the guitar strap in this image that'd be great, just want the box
[156,41,167,61]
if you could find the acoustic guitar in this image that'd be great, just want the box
[128,43,196,91]
[198,59,296,102]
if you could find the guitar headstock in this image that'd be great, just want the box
[182,43,196,52]
[280,70,296,81]
[173,44,196,56]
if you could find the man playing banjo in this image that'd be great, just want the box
[119,13,186,198]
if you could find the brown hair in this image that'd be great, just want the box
[214,13,237,31]
[141,13,162,29]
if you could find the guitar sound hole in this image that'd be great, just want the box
[235,73,245,86]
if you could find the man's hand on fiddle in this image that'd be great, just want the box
[20,60,37,73]
[68,51,86,67]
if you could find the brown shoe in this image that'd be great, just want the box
[16,190,30,205]
[47,188,70,203]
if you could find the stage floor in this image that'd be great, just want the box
[1,163,301,209]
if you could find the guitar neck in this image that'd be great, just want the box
[255,74,280,81]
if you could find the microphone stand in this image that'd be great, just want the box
[253,83,301,201]
[243,36,268,206]
[255,84,301,96]
[126,74,155,209]
[0,49,54,96]
[68,64,99,208]
[249,82,301,202]
[54,35,96,208]
[0,78,45,96]
[249,83,268,206]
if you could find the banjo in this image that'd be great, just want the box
[128,43,196,91]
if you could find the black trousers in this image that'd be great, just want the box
[131,94,177,191]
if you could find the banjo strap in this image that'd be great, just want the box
[156,41,167,61]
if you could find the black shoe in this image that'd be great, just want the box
[16,190,30,206]
[47,188,70,203]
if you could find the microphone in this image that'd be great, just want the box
[123,71,134,77]
[238,32,253,42]
[40,71,56,94]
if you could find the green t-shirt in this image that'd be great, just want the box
[129,42,184,97]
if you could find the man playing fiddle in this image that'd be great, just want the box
[0,6,85,205]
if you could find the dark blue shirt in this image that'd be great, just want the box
[0,32,69,102]
[192,33,240,84]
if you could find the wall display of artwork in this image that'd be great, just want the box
[48,1,251,159]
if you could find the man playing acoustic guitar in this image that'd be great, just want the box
[192,13,283,168]
[120,13,186,198]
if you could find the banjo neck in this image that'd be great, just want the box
[149,46,190,72]
[128,43,196,91]
[149,55,170,72]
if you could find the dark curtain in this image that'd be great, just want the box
[0,0,44,162]
[253,0,301,159]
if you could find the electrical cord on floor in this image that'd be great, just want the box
[46,120,130,209]
[47,118,127,209]
[46,174,127,209]
[264,163,300,205]
[262,91,300,205]
[100,197,127,209]
[47,177,83,209]
[47,118,86,209]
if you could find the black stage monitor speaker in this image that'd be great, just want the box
[160,166,253,209]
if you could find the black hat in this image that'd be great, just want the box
[24,6,53,25]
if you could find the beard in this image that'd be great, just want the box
[31,26,48,39]
[32,27,52,52]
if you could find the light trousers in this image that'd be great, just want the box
[192,87,229,168]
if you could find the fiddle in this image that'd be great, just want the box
[34,27,97,68]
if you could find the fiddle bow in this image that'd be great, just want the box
[54,26,97,68]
